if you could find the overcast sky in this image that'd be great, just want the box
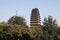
[0,0,60,26]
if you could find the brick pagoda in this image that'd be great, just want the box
[30,8,41,26]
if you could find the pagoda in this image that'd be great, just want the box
[30,8,41,26]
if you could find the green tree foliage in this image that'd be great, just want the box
[28,25,43,40]
[56,27,60,35]
[8,16,27,26]
[43,16,57,34]
[0,23,43,40]
[43,16,58,40]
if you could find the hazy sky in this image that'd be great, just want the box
[0,0,60,26]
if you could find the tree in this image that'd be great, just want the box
[56,27,60,35]
[8,16,27,26]
[43,16,58,40]
[43,16,57,34]
[28,25,43,40]
[0,23,27,40]
[0,23,13,40]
